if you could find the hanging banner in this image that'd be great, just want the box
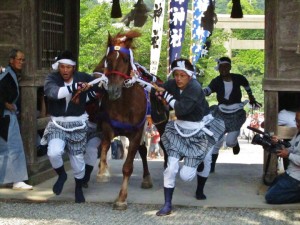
[190,0,211,65]
[150,0,166,75]
[168,0,189,71]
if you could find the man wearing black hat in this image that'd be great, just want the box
[41,50,100,203]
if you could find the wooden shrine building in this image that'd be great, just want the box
[263,0,300,183]
[0,0,80,184]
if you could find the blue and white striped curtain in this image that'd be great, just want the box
[191,0,211,65]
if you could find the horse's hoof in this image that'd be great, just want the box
[113,201,128,210]
[96,175,110,183]
[141,175,153,189]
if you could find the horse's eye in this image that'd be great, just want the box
[123,57,129,63]
[106,60,113,69]
[107,64,113,70]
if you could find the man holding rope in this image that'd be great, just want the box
[41,50,102,203]
[152,58,225,216]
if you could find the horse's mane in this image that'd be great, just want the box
[109,30,141,50]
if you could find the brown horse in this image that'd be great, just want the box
[94,30,154,210]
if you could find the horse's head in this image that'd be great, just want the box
[99,30,141,101]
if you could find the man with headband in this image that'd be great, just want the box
[203,56,261,172]
[154,58,225,216]
[41,50,100,203]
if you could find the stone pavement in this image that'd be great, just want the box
[1,139,300,210]
[0,139,300,225]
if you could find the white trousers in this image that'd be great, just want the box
[197,146,214,178]
[47,138,85,179]
[85,136,101,166]
[212,130,240,154]
[164,156,197,188]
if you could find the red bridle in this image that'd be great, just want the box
[105,70,131,80]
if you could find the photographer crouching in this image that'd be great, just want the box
[264,111,300,204]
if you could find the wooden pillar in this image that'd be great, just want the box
[20,86,37,166]
[65,0,80,61]
[263,92,278,184]
[224,28,232,57]
[263,0,278,184]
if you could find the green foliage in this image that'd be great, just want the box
[215,0,264,14]
[79,1,167,77]
[79,2,112,72]
[80,0,98,17]
[215,0,230,14]
[232,49,264,110]
[232,29,264,40]
[79,0,265,110]
[197,29,231,85]
[79,1,136,73]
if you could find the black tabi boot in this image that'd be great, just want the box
[75,178,86,203]
[210,153,219,173]
[156,187,174,216]
[232,142,240,155]
[53,166,67,195]
[195,175,208,200]
[82,164,94,188]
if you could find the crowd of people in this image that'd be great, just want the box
[1,49,299,213]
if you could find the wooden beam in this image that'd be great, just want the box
[215,14,264,29]
[263,78,300,91]
[230,38,264,49]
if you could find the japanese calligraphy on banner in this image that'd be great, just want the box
[169,0,189,71]
[191,0,211,65]
[150,0,166,75]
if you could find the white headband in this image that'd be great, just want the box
[52,59,76,70]
[169,61,194,78]
[214,59,231,71]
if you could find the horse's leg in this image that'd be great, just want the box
[97,138,112,183]
[138,142,153,189]
[155,121,168,168]
[113,131,147,210]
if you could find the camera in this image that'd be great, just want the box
[247,126,291,153]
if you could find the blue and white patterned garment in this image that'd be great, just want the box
[0,66,28,184]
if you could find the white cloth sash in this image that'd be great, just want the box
[51,113,88,132]
[174,114,214,138]
[218,100,249,113]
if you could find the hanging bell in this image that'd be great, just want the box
[231,0,243,18]
[111,0,122,18]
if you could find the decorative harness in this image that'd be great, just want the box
[104,45,136,81]
[103,41,148,133]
